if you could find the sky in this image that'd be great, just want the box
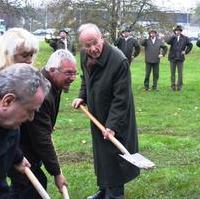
[154,0,200,11]
[28,0,200,11]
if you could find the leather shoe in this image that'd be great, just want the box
[87,190,105,199]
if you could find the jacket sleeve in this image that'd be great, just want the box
[13,147,24,165]
[165,35,176,45]
[25,99,61,176]
[160,42,168,56]
[196,40,200,47]
[185,38,193,54]
[49,39,57,51]
[105,60,132,136]
[140,39,148,46]
[133,40,140,57]
[78,51,87,102]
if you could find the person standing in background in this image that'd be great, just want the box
[47,29,76,55]
[114,28,140,65]
[166,25,193,91]
[141,29,167,91]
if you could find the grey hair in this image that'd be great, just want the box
[0,28,39,70]
[0,63,50,103]
[45,49,76,71]
[78,23,102,36]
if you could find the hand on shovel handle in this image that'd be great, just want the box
[24,167,51,199]
[79,105,129,154]
[79,105,155,169]
[62,185,70,199]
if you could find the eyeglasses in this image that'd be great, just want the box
[57,69,78,77]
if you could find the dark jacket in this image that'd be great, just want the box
[18,69,62,176]
[141,37,167,63]
[196,40,200,47]
[49,38,76,55]
[114,36,140,63]
[0,127,23,194]
[166,34,193,61]
[79,43,140,187]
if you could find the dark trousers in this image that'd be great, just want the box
[99,185,124,199]
[144,62,159,89]
[9,165,47,199]
[170,60,184,88]
[0,180,13,199]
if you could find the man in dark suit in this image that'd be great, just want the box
[114,28,140,65]
[9,49,77,199]
[48,29,76,55]
[0,64,50,199]
[166,25,193,91]
[141,29,167,91]
[72,23,139,199]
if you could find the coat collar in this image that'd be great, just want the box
[86,41,111,68]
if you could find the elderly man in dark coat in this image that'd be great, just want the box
[72,23,140,199]
[141,29,167,91]
[9,49,77,199]
[166,25,193,91]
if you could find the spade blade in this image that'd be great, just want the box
[119,153,155,169]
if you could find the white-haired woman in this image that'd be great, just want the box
[0,27,38,70]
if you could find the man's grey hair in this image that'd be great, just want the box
[45,49,76,71]
[0,63,50,103]
[78,23,102,36]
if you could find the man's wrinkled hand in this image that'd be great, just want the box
[15,157,31,174]
[102,128,115,140]
[54,174,68,193]
[72,98,84,109]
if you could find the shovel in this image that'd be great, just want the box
[24,167,51,199]
[79,105,155,169]
[62,185,70,199]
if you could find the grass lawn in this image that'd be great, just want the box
[36,42,200,199]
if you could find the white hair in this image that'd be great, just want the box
[78,23,102,36]
[0,28,39,70]
[45,49,76,71]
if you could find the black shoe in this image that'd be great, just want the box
[177,86,182,91]
[171,86,176,91]
[87,190,105,199]
[144,87,150,91]
[152,87,159,91]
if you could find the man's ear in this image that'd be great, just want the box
[49,67,56,73]
[1,93,17,107]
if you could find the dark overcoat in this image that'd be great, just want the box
[166,34,193,61]
[114,36,140,63]
[79,42,140,187]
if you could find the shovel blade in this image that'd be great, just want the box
[119,153,155,169]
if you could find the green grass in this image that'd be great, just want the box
[36,42,200,199]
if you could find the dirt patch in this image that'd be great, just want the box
[58,151,92,164]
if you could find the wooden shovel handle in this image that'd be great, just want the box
[79,105,130,155]
[62,185,70,199]
[24,167,51,199]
